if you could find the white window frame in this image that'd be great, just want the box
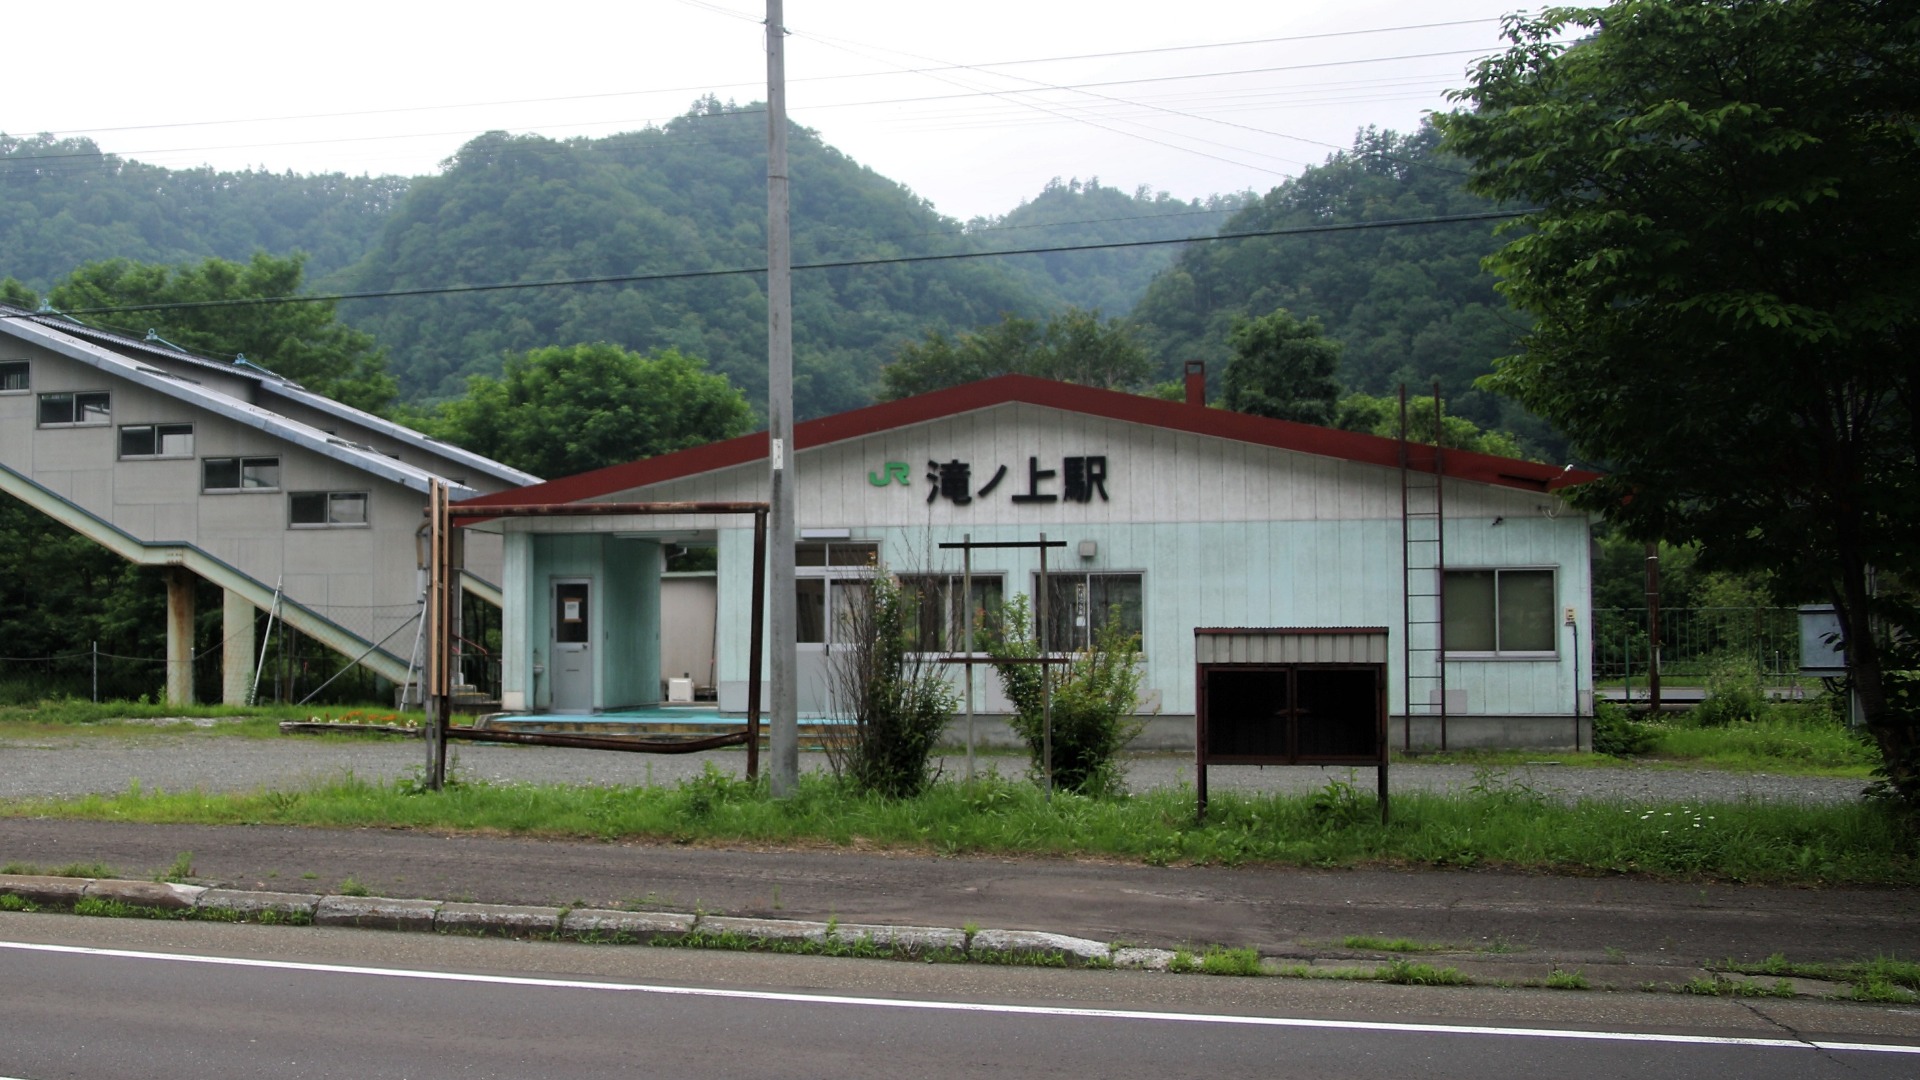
[118,422,195,460]
[202,455,281,493]
[794,541,878,649]
[1442,566,1559,658]
[1036,570,1145,654]
[897,572,1006,655]
[37,390,110,427]
[289,490,370,528]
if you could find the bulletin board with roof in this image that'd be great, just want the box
[1193,627,1390,823]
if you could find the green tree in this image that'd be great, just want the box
[1219,309,1342,425]
[1436,0,1920,800]
[429,343,753,478]
[47,253,396,413]
[1331,391,1527,459]
[877,307,1151,400]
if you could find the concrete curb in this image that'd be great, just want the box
[0,873,1886,997]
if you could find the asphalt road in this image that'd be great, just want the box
[3,915,1916,1080]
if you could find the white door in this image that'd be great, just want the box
[551,579,593,712]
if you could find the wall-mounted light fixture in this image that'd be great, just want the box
[1078,539,1098,559]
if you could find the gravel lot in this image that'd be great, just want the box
[0,727,1866,806]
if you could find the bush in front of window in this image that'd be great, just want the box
[978,593,1143,797]
[823,566,956,799]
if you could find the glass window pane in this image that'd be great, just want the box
[1444,570,1497,652]
[242,458,279,488]
[827,542,878,567]
[120,426,157,457]
[38,393,72,424]
[1090,574,1144,640]
[554,583,590,644]
[1498,570,1556,652]
[329,492,368,525]
[157,424,193,456]
[795,543,827,567]
[289,493,327,524]
[78,392,110,424]
[0,362,27,391]
[204,458,239,490]
[795,578,826,643]
[1043,574,1082,652]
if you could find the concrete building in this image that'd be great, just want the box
[0,306,538,703]
[457,375,1599,749]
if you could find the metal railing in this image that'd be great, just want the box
[1592,606,1804,685]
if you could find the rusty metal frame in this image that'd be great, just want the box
[423,498,771,790]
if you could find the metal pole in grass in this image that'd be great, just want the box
[962,532,974,784]
[1039,532,1051,804]
[92,641,97,703]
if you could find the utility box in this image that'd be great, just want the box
[1194,627,1389,820]
[666,677,696,703]
[1798,604,1846,676]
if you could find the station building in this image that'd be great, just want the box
[456,374,1599,748]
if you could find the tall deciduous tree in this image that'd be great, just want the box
[1219,309,1342,426]
[877,307,1151,400]
[430,343,753,479]
[47,253,397,413]
[1437,0,1920,800]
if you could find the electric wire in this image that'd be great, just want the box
[3,208,1530,323]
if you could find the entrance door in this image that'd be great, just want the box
[551,579,593,712]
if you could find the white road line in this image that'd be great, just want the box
[5,939,1916,1056]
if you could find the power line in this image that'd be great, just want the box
[10,209,1528,321]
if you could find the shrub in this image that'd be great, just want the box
[1691,656,1767,727]
[1592,699,1656,756]
[823,565,956,799]
[979,594,1142,796]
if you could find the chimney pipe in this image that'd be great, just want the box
[1183,360,1205,407]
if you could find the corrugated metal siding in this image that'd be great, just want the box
[1195,630,1389,666]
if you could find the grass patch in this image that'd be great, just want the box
[0,699,422,741]
[1342,935,1451,953]
[1544,968,1589,990]
[1712,953,1920,1003]
[1674,975,1796,998]
[1377,959,1471,986]
[0,893,39,912]
[1644,714,1876,775]
[2,766,1913,887]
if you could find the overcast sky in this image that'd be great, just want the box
[8,0,1533,221]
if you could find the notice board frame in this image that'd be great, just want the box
[1194,627,1389,824]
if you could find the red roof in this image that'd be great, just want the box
[455,374,1598,510]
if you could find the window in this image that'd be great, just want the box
[898,574,1004,652]
[0,361,26,393]
[203,456,280,492]
[119,423,194,459]
[37,390,110,426]
[794,541,878,646]
[1040,571,1143,652]
[1444,568,1557,655]
[289,491,369,527]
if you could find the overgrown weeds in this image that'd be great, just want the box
[7,771,1910,886]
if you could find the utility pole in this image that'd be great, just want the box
[765,0,799,796]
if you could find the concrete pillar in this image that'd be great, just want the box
[164,566,195,706]
[222,589,256,706]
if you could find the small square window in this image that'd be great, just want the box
[0,361,27,392]
[1444,568,1557,656]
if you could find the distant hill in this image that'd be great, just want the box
[964,177,1251,316]
[0,134,406,287]
[1127,124,1539,437]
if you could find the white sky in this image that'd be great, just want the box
[7,0,1530,221]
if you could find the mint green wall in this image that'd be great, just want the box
[714,513,1591,718]
[602,538,662,708]
[503,532,663,711]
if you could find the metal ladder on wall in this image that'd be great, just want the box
[1400,384,1447,751]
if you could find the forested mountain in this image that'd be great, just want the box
[965,178,1251,316]
[335,100,1052,415]
[0,134,406,286]
[1128,125,1540,437]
